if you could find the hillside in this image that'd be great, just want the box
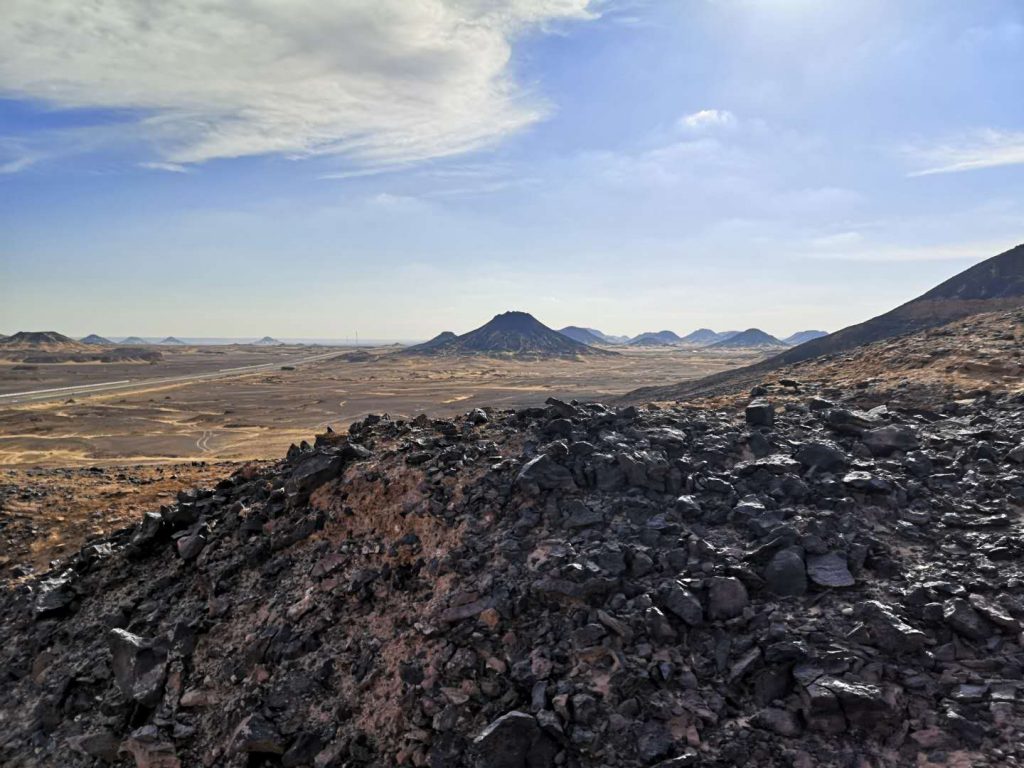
[782,330,827,346]
[708,328,787,349]
[159,336,186,345]
[404,312,611,358]
[80,334,113,345]
[771,242,1024,366]
[558,326,607,345]
[253,336,284,346]
[628,330,682,346]
[120,336,150,345]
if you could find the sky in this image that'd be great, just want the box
[1,0,1023,341]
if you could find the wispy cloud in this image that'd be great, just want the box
[907,130,1024,176]
[677,109,736,131]
[0,1,598,169]
[0,155,37,175]
[139,162,190,173]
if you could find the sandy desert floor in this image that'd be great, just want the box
[0,344,767,467]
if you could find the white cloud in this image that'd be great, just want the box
[0,1,595,167]
[907,130,1024,176]
[139,162,190,173]
[0,155,37,174]
[677,109,736,131]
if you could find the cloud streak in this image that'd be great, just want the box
[907,130,1024,176]
[0,0,596,168]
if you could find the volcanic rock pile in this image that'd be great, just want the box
[2,385,1024,767]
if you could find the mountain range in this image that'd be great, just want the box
[0,331,86,351]
[555,327,826,348]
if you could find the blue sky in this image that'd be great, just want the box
[1,0,1022,340]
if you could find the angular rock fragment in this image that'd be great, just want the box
[517,454,577,494]
[707,576,749,620]
[109,629,169,707]
[763,549,807,596]
[806,551,855,588]
[469,711,556,768]
[229,714,285,755]
[745,400,775,427]
[943,598,993,640]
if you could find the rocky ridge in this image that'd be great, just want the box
[2,379,1023,766]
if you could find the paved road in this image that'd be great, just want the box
[0,349,347,406]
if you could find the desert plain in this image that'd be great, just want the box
[0,343,767,572]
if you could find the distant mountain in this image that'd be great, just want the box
[782,330,828,346]
[586,328,629,344]
[252,336,284,346]
[628,330,683,347]
[558,326,607,345]
[412,331,459,352]
[708,328,787,349]
[0,331,85,350]
[681,328,719,345]
[0,331,162,363]
[680,328,741,346]
[119,336,150,345]
[404,311,612,358]
[159,336,186,345]
[80,334,113,345]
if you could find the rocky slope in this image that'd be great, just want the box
[404,312,610,358]
[81,335,114,346]
[2,376,1023,767]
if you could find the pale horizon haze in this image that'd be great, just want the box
[1,0,1023,340]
